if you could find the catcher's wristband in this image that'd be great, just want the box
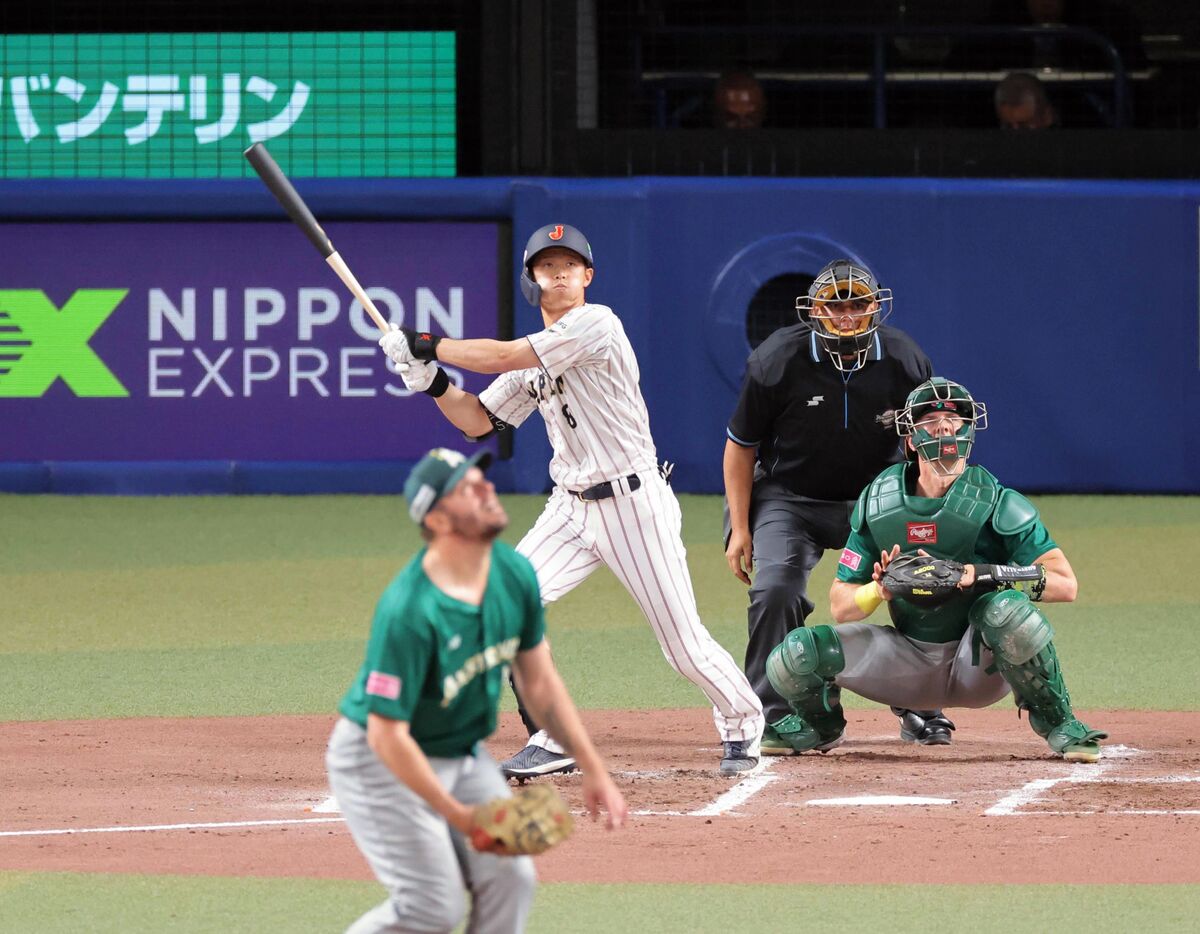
[423,367,450,398]
[854,582,883,615]
[973,563,1047,601]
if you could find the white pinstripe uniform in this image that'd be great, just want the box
[479,303,764,747]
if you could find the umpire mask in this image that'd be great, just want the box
[895,378,989,475]
[520,224,594,307]
[796,259,893,372]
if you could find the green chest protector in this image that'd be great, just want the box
[852,463,1001,642]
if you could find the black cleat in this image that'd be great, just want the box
[894,707,956,746]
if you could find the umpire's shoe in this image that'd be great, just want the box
[500,730,577,781]
[894,707,956,746]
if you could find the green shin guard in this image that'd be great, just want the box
[765,626,847,753]
[771,686,847,754]
[971,591,1107,761]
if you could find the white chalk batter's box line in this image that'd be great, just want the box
[634,744,1200,819]
[984,745,1200,817]
[4,746,1197,838]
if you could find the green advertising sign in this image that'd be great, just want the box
[0,32,455,178]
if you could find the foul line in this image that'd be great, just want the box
[0,817,345,839]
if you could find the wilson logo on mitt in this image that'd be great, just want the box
[880,553,965,608]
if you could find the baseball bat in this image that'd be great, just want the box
[243,142,390,334]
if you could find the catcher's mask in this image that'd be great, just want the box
[796,258,893,372]
[895,378,988,474]
[520,224,594,307]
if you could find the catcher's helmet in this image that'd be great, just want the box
[520,224,594,307]
[796,259,893,372]
[894,378,988,473]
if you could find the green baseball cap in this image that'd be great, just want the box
[404,448,493,524]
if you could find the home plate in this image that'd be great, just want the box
[806,795,956,807]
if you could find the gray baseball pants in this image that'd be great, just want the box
[834,623,1012,710]
[326,717,536,934]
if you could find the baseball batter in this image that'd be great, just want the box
[764,378,1108,762]
[325,447,626,934]
[379,224,765,777]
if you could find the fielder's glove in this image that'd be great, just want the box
[468,784,574,856]
[880,554,965,608]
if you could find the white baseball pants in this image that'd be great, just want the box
[516,473,764,745]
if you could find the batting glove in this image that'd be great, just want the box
[378,323,414,365]
[397,359,440,393]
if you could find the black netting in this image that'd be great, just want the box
[747,272,814,349]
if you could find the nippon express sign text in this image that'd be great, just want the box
[0,222,500,461]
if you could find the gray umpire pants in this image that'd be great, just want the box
[727,480,856,724]
[835,623,1012,710]
[326,717,536,934]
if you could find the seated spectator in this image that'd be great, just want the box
[995,72,1059,129]
[713,70,767,129]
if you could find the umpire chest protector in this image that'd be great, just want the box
[852,463,1002,642]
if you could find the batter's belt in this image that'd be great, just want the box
[569,474,641,502]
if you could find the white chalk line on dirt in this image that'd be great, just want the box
[632,758,780,817]
[1023,809,1200,816]
[984,744,1150,816]
[0,817,346,838]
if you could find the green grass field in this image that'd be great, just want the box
[2,492,1199,931]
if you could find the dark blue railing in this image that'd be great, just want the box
[637,25,1137,128]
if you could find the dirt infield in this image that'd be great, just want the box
[2,708,1198,884]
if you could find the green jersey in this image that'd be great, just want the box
[338,540,546,757]
[836,463,1056,644]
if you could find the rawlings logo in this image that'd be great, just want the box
[907,522,937,544]
[548,225,565,240]
[838,548,863,571]
[941,443,959,456]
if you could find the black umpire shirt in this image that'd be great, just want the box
[727,324,933,502]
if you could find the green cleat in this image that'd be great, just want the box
[1046,718,1109,763]
[766,713,845,754]
[761,724,797,756]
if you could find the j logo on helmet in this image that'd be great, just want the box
[548,225,564,240]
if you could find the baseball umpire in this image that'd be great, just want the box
[765,378,1108,762]
[326,448,627,934]
[724,258,955,753]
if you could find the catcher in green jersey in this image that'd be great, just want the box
[326,448,627,934]
[764,378,1107,762]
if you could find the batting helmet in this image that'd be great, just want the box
[520,224,594,307]
[796,259,893,372]
[894,378,988,472]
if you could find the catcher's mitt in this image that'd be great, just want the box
[880,553,965,607]
[469,784,574,856]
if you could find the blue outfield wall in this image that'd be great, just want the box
[2,176,1198,494]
